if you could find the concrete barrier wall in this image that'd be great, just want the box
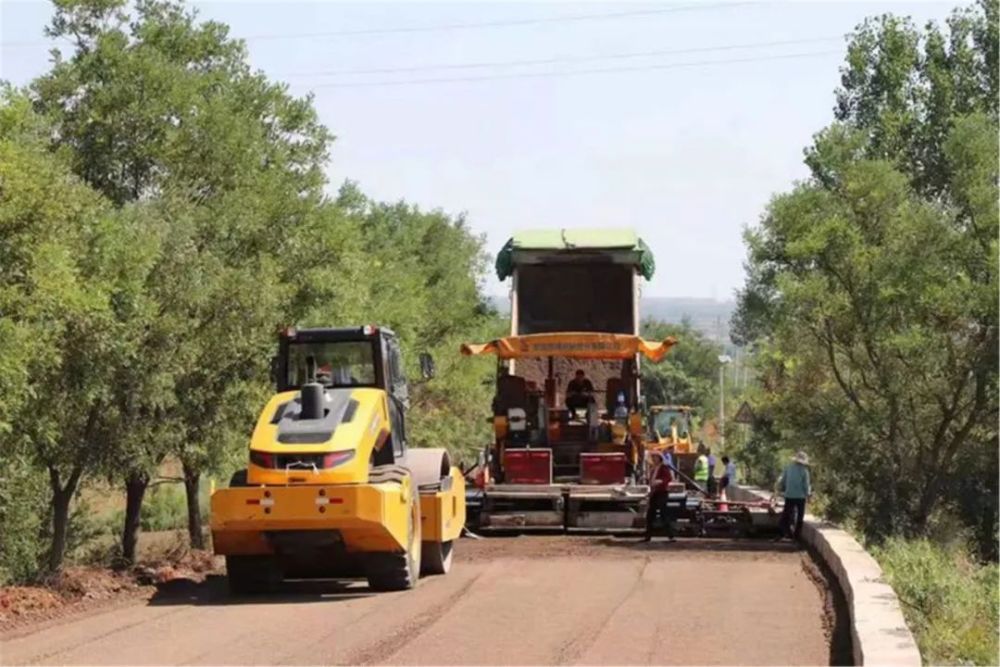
[730,485,922,666]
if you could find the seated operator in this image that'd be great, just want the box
[315,363,333,385]
[565,369,595,413]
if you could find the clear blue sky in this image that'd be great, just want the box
[1,1,955,299]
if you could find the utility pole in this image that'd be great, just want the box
[718,354,732,449]
[719,364,725,447]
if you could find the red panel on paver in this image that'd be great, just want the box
[580,452,626,485]
[503,449,552,484]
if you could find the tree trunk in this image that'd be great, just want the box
[182,462,204,550]
[49,489,72,573]
[47,465,83,573]
[912,473,940,533]
[122,473,149,566]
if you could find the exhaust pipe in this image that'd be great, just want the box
[299,382,326,420]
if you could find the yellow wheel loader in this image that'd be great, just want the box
[647,405,698,475]
[211,326,465,594]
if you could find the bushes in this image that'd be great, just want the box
[874,538,999,665]
[0,463,110,585]
[639,319,722,416]
[140,484,193,533]
[0,456,48,585]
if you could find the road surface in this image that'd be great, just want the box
[1,536,842,666]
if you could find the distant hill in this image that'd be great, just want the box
[487,295,735,344]
[642,297,735,344]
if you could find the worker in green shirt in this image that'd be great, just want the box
[693,445,710,492]
[775,451,812,541]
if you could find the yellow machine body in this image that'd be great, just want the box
[246,388,388,487]
[647,404,696,454]
[211,467,465,556]
[209,326,464,592]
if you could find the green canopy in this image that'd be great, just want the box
[495,228,655,281]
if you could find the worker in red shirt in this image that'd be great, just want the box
[643,453,676,542]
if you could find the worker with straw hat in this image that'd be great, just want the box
[775,450,812,541]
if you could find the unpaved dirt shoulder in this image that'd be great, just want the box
[0,551,220,638]
[1,584,152,641]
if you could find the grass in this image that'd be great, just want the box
[140,484,188,532]
[3,459,217,584]
[874,538,999,666]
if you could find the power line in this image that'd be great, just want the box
[298,50,843,90]
[281,36,843,78]
[0,2,753,48]
[0,35,74,49]
[244,3,753,41]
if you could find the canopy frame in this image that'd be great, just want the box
[460,332,676,363]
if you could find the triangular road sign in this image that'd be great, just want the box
[733,401,755,424]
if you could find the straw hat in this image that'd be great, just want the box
[793,450,810,465]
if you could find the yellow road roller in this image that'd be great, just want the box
[211,326,465,593]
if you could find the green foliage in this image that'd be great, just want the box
[342,187,499,460]
[0,457,106,584]
[874,538,999,665]
[22,0,338,562]
[640,319,722,417]
[408,320,503,460]
[734,1,998,554]
[0,0,498,579]
[31,0,332,493]
[58,498,110,562]
[0,83,143,570]
[0,455,48,585]
[35,0,331,207]
[828,0,997,197]
[139,484,188,532]
[290,182,501,461]
[733,389,788,488]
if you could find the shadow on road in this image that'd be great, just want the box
[596,536,806,554]
[148,574,375,607]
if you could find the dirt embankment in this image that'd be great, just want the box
[0,548,219,634]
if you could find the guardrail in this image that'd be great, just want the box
[730,485,922,666]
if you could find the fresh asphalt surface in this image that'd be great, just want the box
[1,536,837,666]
